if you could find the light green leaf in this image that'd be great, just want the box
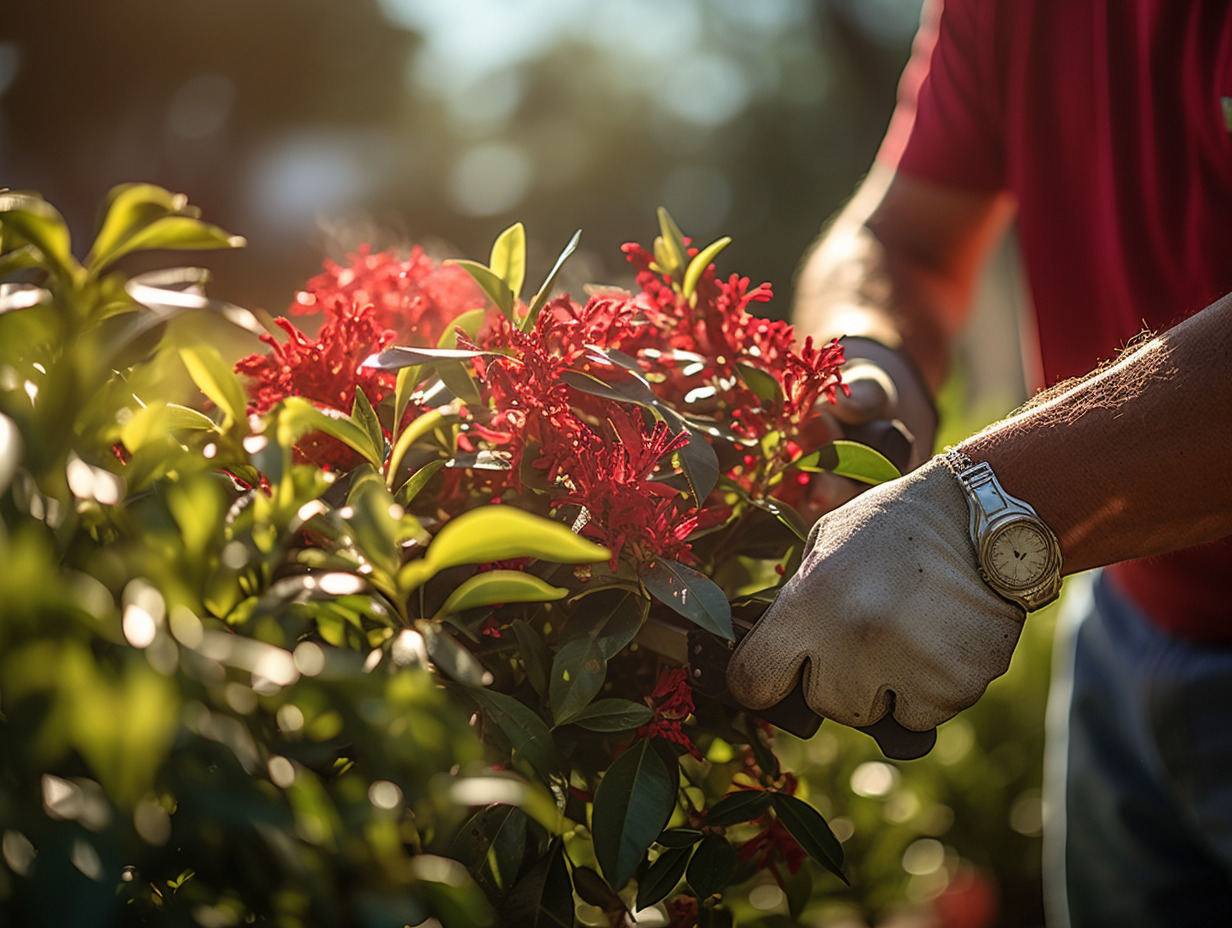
[641,558,733,640]
[398,505,608,591]
[0,192,75,275]
[569,698,653,733]
[94,214,242,272]
[736,362,783,407]
[525,229,580,329]
[794,439,901,485]
[449,258,514,320]
[436,307,488,348]
[120,401,219,452]
[682,235,731,300]
[180,343,249,428]
[86,183,187,271]
[388,406,457,488]
[279,396,382,468]
[351,388,385,460]
[393,364,424,436]
[490,222,526,301]
[396,458,446,505]
[549,638,607,726]
[592,739,678,888]
[435,570,567,619]
[655,207,688,282]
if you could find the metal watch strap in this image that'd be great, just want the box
[942,449,1063,612]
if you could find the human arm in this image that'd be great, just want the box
[729,294,1232,731]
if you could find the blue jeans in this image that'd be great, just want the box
[1044,572,1232,927]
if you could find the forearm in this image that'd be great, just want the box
[961,293,1232,574]
[793,167,1014,393]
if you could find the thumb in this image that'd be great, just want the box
[832,359,897,425]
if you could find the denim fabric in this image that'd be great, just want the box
[1043,572,1232,928]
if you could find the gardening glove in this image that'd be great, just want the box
[727,455,1024,733]
[799,337,938,517]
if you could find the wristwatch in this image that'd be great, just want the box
[943,449,1063,612]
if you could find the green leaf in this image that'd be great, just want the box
[345,468,405,575]
[770,793,847,885]
[656,207,688,281]
[362,345,494,370]
[396,458,446,505]
[98,215,242,264]
[503,839,573,928]
[736,363,784,407]
[636,845,691,909]
[558,369,661,409]
[467,687,562,785]
[682,236,730,301]
[748,496,808,543]
[794,439,901,485]
[86,183,187,271]
[686,833,737,899]
[351,388,385,460]
[419,620,490,686]
[510,618,552,696]
[180,343,249,428]
[490,222,526,301]
[393,364,424,434]
[655,827,705,848]
[448,804,530,898]
[705,790,773,827]
[641,558,733,640]
[676,428,720,506]
[569,698,653,732]
[592,739,678,888]
[279,396,382,469]
[450,258,515,320]
[436,307,488,348]
[0,192,75,275]
[120,401,219,452]
[388,407,456,489]
[399,505,609,590]
[549,638,608,726]
[560,586,648,659]
[525,229,580,329]
[435,570,568,619]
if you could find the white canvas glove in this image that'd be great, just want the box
[727,455,1025,732]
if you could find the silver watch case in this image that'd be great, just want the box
[945,451,1063,612]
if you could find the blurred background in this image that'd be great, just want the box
[0,1,1050,925]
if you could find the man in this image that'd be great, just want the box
[726,2,1232,925]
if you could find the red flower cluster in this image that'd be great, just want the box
[637,667,702,760]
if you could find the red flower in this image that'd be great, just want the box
[638,667,702,760]
[736,813,808,877]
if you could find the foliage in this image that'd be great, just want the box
[0,186,914,926]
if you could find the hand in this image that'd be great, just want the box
[727,456,1024,732]
[795,339,939,520]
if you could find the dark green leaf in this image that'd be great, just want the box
[748,496,809,543]
[736,363,783,407]
[490,222,526,300]
[511,619,552,696]
[419,621,490,686]
[559,369,660,409]
[550,639,608,726]
[676,429,720,505]
[770,793,847,884]
[572,866,620,908]
[636,846,691,909]
[794,439,901,485]
[641,558,733,640]
[449,258,515,320]
[351,388,385,462]
[569,698,653,733]
[467,686,562,785]
[682,236,730,300]
[525,229,581,328]
[560,587,649,659]
[782,865,814,920]
[705,790,773,827]
[448,804,530,899]
[503,839,573,928]
[686,833,737,899]
[592,740,678,888]
[655,827,704,848]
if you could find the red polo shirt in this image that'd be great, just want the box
[878,0,1232,640]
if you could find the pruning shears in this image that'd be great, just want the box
[635,418,938,761]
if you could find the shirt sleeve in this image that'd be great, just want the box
[876,0,1006,191]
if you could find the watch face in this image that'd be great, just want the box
[985,521,1055,591]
